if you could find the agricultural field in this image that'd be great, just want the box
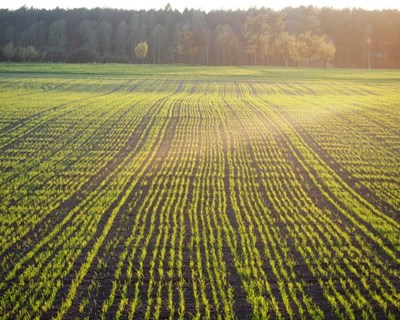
[0,64,399,319]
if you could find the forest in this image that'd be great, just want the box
[0,4,400,68]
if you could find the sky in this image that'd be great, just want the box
[2,0,400,11]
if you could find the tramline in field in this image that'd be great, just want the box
[0,64,399,319]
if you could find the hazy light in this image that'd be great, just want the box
[4,0,400,11]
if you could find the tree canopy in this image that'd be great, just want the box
[0,6,399,68]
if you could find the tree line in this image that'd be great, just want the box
[1,5,399,68]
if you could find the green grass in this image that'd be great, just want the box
[1,63,400,82]
[0,63,399,319]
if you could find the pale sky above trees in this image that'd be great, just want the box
[3,0,399,11]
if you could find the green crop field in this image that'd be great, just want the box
[0,64,399,319]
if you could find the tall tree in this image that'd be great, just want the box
[3,42,16,61]
[116,20,128,57]
[16,46,27,61]
[176,24,196,63]
[25,22,39,47]
[284,6,320,34]
[319,40,336,68]
[150,24,166,64]
[24,45,39,61]
[245,10,284,65]
[214,24,234,65]
[273,32,297,66]
[48,20,68,51]
[296,32,321,66]
[5,26,16,44]
[245,13,268,65]
[128,14,140,61]
[98,20,112,57]
[295,32,336,67]
[266,11,285,65]
[79,20,98,52]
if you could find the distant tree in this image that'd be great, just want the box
[294,32,336,67]
[266,11,285,65]
[214,24,234,65]
[128,14,140,61]
[135,41,148,62]
[16,47,27,61]
[202,28,212,65]
[98,20,112,57]
[79,20,98,52]
[38,21,46,48]
[25,23,39,47]
[5,26,16,45]
[320,8,367,68]
[176,24,195,63]
[16,46,39,62]
[365,24,373,69]
[319,40,336,68]
[165,3,172,12]
[151,24,167,64]
[25,45,39,61]
[273,32,297,66]
[245,13,269,65]
[3,42,16,61]
[284,6,320,34]
[48,20,68,51]
[116,20,128,57]
[296,32,322,66]
[245,10,284,65]
[190,28,207,64]
[182,11,208,64]
[291,38,308,66]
